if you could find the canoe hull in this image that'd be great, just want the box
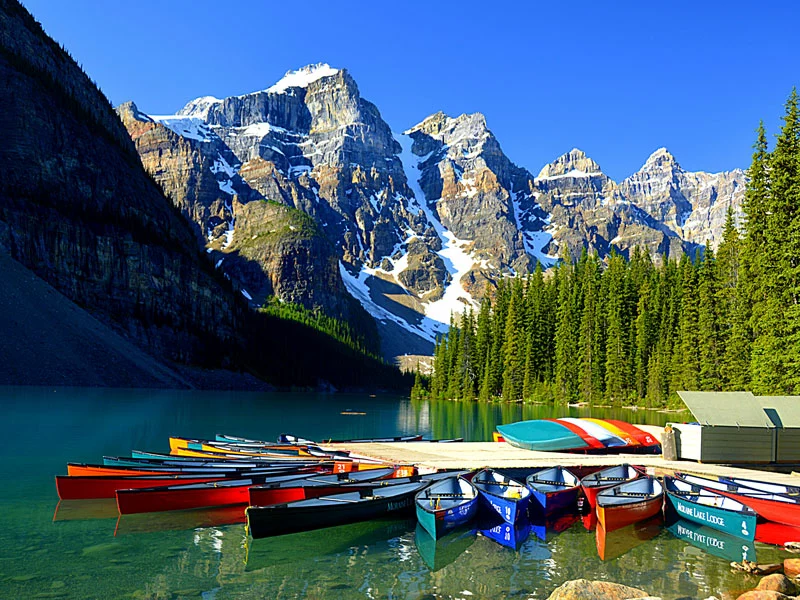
[597,496,662,533]
[416,497,478,539]
[530,486,580,518]
[721,492,800,528]
[677,472,800,528]
[496,421,589,452]
[55,475,226,500]
[116,482,251,514]
[666,491,756,540]
[246,485,422,539]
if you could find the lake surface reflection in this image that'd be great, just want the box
[0,386,786,599]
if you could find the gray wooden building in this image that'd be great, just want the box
[756,395,800,463]
[670,391,776,463]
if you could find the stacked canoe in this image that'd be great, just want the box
[55,433,424,528]
[496,418,660,454]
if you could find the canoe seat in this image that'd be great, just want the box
[533,479,567,486]
[473,480,521,487]
[425,493,468,499]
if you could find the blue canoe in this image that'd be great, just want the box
[526,466,581,517]
[478,516,532,549]
[415,476,478,539]
[664,476,757,540]
[472,469,532,524]
[496,420,590,452]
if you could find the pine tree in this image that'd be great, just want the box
[554,261,579,402]
[697,247,721,389]
[744,119,781,393]
[716,208,751,389]
[502,280,526,401]
[634,279,655,401]
[578,253,601,404]
[604,252,632,404]
[676,254,700,391]
[769,89,800,392]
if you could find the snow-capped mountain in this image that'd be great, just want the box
[119,63,746,360]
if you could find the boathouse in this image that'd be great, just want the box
[670,391,775,463]
[756,395,800,463]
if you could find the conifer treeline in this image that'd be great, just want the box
[416,90,800,405]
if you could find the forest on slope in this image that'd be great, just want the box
[417,91,800,406]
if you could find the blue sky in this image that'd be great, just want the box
[22,0,800,180]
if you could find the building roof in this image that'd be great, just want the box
[756,396,800,428]
[677,391,775,428]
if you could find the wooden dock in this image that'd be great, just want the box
[328,426,800,487]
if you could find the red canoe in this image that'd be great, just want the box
[580,465,642,509]
[56,474,229,500]
[755,521,800,546]
[115,473,318,514]
[596,476,664,533]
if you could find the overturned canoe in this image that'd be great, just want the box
[496,421,589,452]
[556,418,628,448]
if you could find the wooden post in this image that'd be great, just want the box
[662,425,677,461]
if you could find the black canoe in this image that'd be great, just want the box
[246,480,430,539]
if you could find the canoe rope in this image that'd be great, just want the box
[611,491,650,497]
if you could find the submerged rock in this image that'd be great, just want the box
[783,558,800,578]
[757,574,798,595]
[735,591,794,600]
[547,578,654,600]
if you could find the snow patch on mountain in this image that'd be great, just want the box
[397,134,477,326]
[149,115,214,143]
[266,63,339,94]
[177,96,222,119]
[338,263,441,342]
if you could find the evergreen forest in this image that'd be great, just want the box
[415,90,800,406]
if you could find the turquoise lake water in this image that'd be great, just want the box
[0,386,789,599]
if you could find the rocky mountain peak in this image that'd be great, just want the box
[266,63,340,94]
[537,148,603,179]
[116,100,152,124]
[641,147,681,172]
[409,111,488,143]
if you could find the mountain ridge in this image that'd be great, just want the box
[120,64,747,360]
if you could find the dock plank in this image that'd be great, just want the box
[327,441,800,487]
